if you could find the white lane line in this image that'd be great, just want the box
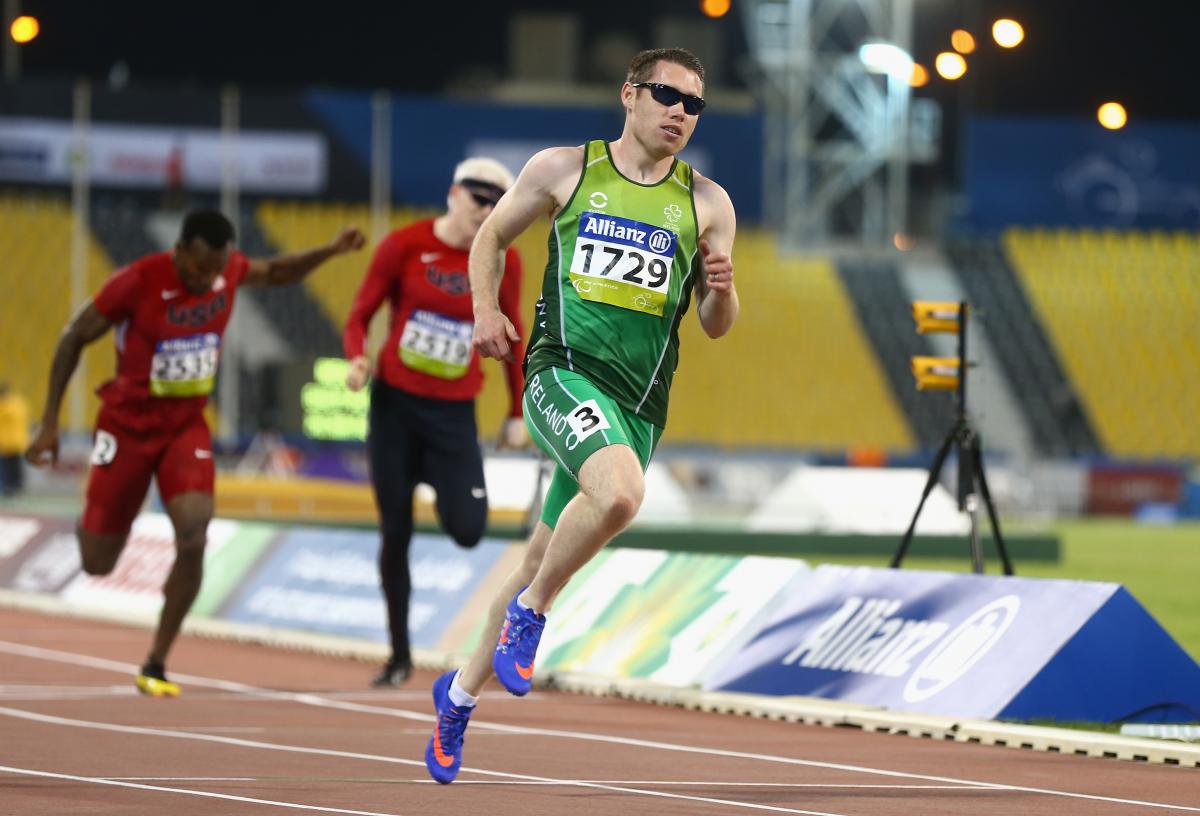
[3,640,1198,813]
[410,781,999,789]
[0,765,403,816]
[107,776,258,781]
[0,706,849,816]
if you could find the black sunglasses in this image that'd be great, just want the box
[459,178,504,208]
[632,82,706,115]
[467,191,499,208]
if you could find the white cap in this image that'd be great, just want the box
[452,156,515,191]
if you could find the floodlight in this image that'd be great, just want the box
[859,42,915,81]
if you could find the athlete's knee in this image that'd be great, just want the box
[594,474,644,528]
[80,549,120,576]
[439,498,486,549]
[445,517,485,550]
[77,527,124,576]
[173,525,208,562]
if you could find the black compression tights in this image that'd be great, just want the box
[379,531,413,662]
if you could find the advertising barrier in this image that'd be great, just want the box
[219,528,511,647]
[709,565,1200,723]
[4,510,1195,726]
[538,548,810,687]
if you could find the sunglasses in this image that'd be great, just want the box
[459,179,504,208]
[468,191,499,207]
[632,82,706,115]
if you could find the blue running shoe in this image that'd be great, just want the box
[492,588,546,696]
[425,670,474,784]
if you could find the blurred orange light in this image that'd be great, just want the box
[893,232,913,251]
[992,18,1024,48]
[700,0,731,18]
[951,29,976,54]
[10,15,39,44]
[909,63,929,88]
[1098,102,1128,130]
[935,52,967,80]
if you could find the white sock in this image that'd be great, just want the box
[448,670,478,708]
[515,592,532,611]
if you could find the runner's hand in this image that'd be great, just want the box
[497,417,528,450]
[701,238,734,293]
[346,355,371,391]
[331,226,367,255]
[473,309,520,363]
[24,424,59,467]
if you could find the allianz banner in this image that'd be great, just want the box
[709,565,1200,723]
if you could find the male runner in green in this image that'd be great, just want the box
[424,47,738,783]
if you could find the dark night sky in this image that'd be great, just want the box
[13,0,1200,123]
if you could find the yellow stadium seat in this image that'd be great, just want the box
[0,193,115,434]
[1005,227,1200,459]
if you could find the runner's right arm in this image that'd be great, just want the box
[343,231,401,391]
[25,302,113,466]
[470,146,581,363]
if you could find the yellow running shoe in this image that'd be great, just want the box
[136,663,181,698]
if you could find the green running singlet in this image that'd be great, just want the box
[523,139,701,429]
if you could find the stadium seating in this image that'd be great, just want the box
[836,258,954,451]
[1004,228,1200,460]
[948,237,1100,457]
[669,232,913,451]
[0,192,115,433]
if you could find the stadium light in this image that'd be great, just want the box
[858,42,914,81]
[1098,101,1128,130]
[700,0,731,18]
[992,19,1024,48]
[951,29,976,54]
[909,63,929,88]
[935,52,967,80]
[9,15,39,44]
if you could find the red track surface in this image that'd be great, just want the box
[1,608,1197,815]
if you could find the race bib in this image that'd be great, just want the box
[399,309,473,379]
[569,212,676,316]
[149,333,220,397]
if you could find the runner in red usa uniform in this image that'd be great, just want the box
[25,209,366,696]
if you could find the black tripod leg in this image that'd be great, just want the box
[891,429,957,568]
[972,444,1014,575]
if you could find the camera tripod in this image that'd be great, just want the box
[891,301,1013,575]
[889,414,1013,574]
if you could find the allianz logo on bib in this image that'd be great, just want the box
[580,211,677,256]
[779,594,1020,701]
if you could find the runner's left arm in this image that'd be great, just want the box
[244,226,367,287]
[694,176,739,339]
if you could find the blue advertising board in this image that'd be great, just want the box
[709,565,1200,723]
[964,116,1200,229]
[305,90,764,221]
[220,528,508,646]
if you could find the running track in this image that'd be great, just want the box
[0,609,1197,815]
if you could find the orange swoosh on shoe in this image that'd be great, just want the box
[515,660,535,680]
[499,620,510,646]
[431,723,455,768]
